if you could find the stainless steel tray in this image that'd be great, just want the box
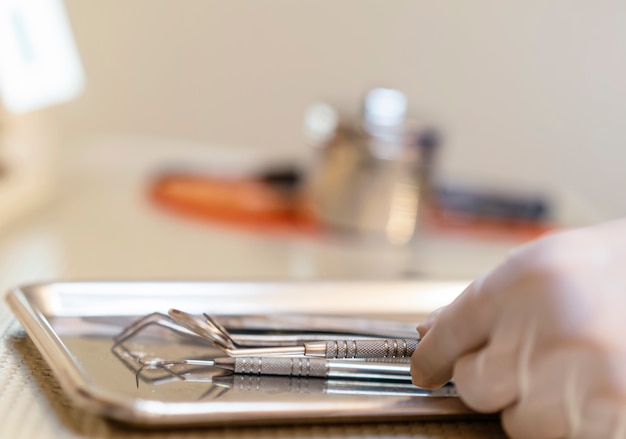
[5,280,475,427]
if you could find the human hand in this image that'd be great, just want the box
[411,219,626,438]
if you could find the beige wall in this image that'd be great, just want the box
[48,1,626,220]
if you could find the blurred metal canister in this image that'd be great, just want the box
[304,88,439,245]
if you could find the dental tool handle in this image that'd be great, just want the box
[304,338,419,359]
[222,357,412,380]
[229,357,327,378]
[225,338,419,358]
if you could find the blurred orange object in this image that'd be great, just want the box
[150,172,554,242]
[149,173,322,235]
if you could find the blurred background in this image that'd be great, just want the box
[1,0,625,288]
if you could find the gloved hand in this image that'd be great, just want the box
[411,219,626,438]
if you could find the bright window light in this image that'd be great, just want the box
[0,0,84,114]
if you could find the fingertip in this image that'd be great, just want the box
[411,375,439,390]
[415,324,427,340]
[411,279,494,393]
[410,373,447,390]
[416,319,433,340]
[410,347,453,390]
[416,306,445,339]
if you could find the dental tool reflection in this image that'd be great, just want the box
[224,375,458,398]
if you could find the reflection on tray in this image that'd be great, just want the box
[205,375,457,400]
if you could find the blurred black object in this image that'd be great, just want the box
[258,166,302,193]
[434,185,550,222]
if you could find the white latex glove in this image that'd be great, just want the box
[411,219,626,439]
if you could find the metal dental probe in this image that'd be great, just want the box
[168,308,419,359]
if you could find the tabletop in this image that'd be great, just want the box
[0,139,511,438]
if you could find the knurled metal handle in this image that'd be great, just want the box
[304,338,418,359]
[233,357,329,377]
